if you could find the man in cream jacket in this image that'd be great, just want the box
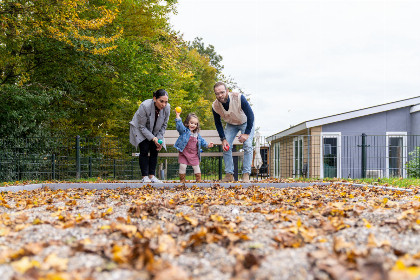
[212,82,255,183]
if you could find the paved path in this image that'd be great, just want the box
[0,181,411,192]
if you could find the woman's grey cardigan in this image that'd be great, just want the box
[129,99,170,148]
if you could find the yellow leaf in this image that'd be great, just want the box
[184,215,198,227]
[363,218,372,228]
[112,244,130,264]
[113,223,137,236]
[0,227,10,237]
[42,272,71,280]
[367,233,377,247]
[210,214,224,223]
[392,260,420,276]
[157,234,177,255]
[42,254,68,271]
[11,257,40,273]
[297,218,302,228]
[398,209,415,220]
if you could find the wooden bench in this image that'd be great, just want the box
[132,130,244,157]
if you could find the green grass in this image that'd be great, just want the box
[282,176,420,188]
[352,177,420,188]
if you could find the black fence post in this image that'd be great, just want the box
[52,154,56,180]
[233,145,239,181]
[361,133,367,178]
[89,157,92,178]
[218,145,222,180]
[113,159,116,179]
[131,158,134,180]
[76,135,81,179]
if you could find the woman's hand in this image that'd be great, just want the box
[153,137,162,151]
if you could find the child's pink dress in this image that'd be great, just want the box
[178,134,200,166]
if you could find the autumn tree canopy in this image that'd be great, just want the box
[0,0,229,139]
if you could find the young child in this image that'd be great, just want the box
[174,111,214,183]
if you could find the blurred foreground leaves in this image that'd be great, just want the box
[0,184,419,279]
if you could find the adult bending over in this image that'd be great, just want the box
[212,82,255,183]
[130,89,170,183]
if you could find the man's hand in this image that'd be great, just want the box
[222,139,229,151]
[238,134,249,143]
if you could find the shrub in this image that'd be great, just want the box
[406,147,420,178]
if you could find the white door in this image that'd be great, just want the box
[320,133,341,178]
[293,136,303,178]
[386,132,407,178]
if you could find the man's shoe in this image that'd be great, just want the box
[242,173,250,183]
[221,173,234,182]
[150,176,162,183]
[141,176,151,183]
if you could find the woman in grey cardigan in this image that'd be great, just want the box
[129,89,170,183]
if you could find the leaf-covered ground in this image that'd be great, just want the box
[0,184,419,280]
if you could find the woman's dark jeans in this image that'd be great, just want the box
[138,139,158,176]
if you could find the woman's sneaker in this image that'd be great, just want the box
[150,176,162,183]
[141,176,152,183]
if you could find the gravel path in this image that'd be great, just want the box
[0,183,419,280]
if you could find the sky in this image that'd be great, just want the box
[169,0,420,137]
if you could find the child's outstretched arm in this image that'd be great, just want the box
[175,110,186,134]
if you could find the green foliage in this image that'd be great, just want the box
[189,37,224,73]
[406,147,420,178]
[0,0,234,140]
[0,84,64,138]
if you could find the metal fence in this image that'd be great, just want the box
[0,136,244,181]
[269,134,420,179]
[4,134,417,181]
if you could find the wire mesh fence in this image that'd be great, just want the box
[269,134,420,179]
[2,134,418,182]
[0,136,244,181]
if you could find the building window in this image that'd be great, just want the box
[321,133,341,178]
[293,136,303,178]
[386,132,407,178]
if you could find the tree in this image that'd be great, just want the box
[0,0,235,140]
[0,0,123,85]
[0,84,63,138]
[189,37,224,73]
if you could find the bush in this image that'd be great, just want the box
[406,147,420,178]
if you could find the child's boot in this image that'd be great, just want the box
[179,174,186,183]
[195,173,201,183]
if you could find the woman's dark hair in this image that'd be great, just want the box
[184,113,200,133]
[153,89,168,99]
